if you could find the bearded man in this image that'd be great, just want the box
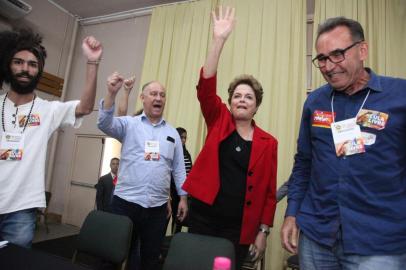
[0,28,102,248]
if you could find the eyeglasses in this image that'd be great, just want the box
[312,40,364,68]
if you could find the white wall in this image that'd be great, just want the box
[50,15,151,215]
[0,0,76,211]
[0,0,151,216]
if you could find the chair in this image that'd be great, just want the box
[163,232,235,270]
[72,210,133,270]
[36,191,52,233]
[284,254,299,270]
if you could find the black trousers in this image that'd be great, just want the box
[112,196,167,270]
[188,198,249,270]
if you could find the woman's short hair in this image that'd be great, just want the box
[227,74,263,107]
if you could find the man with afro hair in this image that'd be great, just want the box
[0,28,102,248]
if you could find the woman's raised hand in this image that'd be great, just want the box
[212,6,235,41]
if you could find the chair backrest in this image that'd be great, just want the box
[163,232,235,270]
[75,210,133,264]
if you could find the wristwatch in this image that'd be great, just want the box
[259,227,270,236]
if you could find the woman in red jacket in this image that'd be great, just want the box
[182,6,278,269]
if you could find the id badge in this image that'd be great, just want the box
[144,140,160,161]
[0,132,24,160]
[331,118,365,157]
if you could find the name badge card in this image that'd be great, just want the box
[144,140,160,161]
[0,132,24,160]
[331,118,365,157]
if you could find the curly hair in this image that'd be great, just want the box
[227,74,263,107]
[0,28,47,87]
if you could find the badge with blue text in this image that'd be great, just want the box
[357,109,388,130]
[144,140,160,161]
[331,118,365,156]
[0,132,24,160]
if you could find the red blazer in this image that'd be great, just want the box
[182,70,278,244]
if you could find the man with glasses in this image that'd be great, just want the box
[281,17,406,269]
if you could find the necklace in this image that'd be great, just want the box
[2,92,36,133]
[234,131,249,152]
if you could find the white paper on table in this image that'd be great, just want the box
[0,240,8,248]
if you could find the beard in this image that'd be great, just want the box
[9,71,41,95]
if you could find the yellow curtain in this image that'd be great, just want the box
[138,0,217,157]
[139,0,307,269]
[312,0,406,89]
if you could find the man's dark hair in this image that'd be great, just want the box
[0,28,47,87]
[110,157,120,163]
[316,16,365,42]
[176,127,186,136]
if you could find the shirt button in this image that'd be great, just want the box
[248,185,253,192]
[246,201,252,206]
[248,171,253,176]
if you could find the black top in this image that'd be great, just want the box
[95,173,114,212]
[171,146,192,197]
[192,131,252,223]
[183,146,193,175]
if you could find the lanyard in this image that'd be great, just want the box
[2,92,36,133]
[331,89,370,123]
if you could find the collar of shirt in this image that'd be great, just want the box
[140,111,165,127]
[328,68,383,97]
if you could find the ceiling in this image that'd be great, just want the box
[49,0,314,20]
[50,0,188,19]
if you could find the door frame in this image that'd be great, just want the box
[62,133,106,224]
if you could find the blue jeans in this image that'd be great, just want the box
[112,196,167,270]
[0,208,36,248]
[299,232,406,270]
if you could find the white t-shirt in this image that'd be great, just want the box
[0,93,82,214]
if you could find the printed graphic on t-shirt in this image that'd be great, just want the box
[357,109,388,130]
[312,110,335,128]
[18,114,41,127]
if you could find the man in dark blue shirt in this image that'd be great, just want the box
[281,17,406,269]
